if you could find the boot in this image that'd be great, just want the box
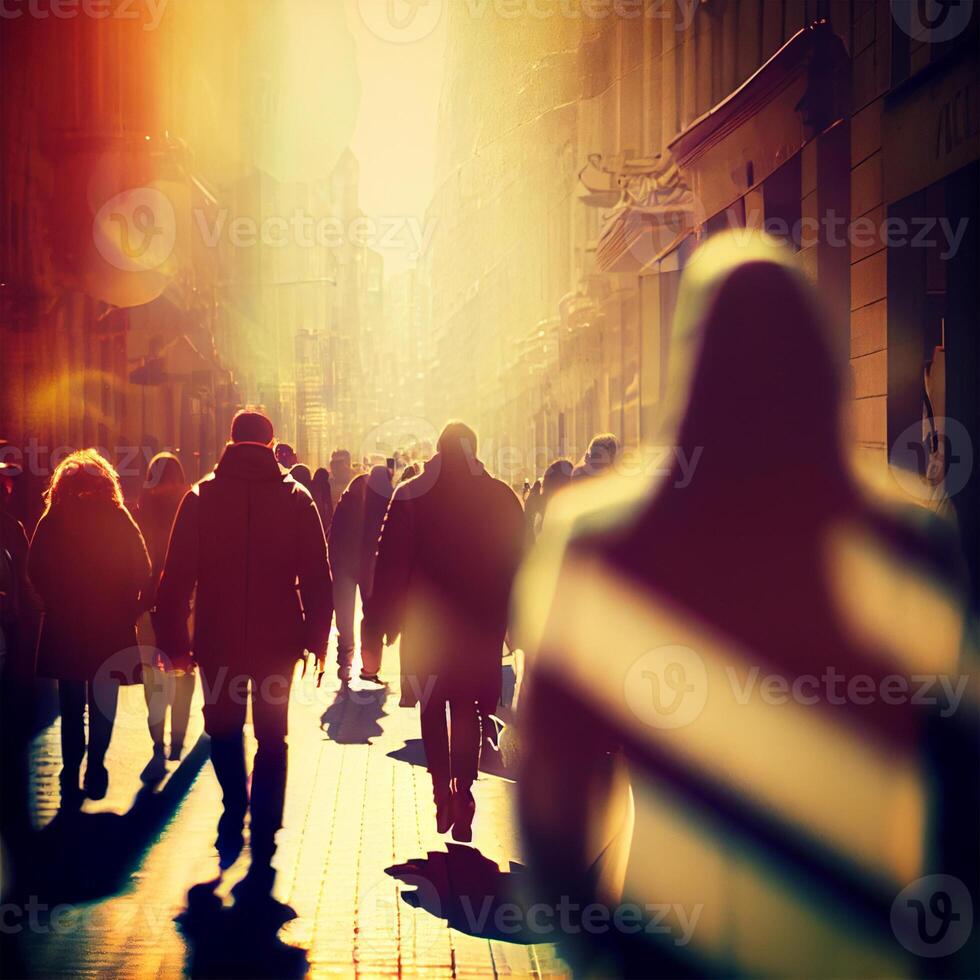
[450,781,475,842]
[432,774,453,835]
[215,810,245,870]
[83,759,109,800]
[59,767,83,810]
[140,744,167,784]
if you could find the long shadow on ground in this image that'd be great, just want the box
[386,843,540,944]
[176,868,307,979]
[18,733,209,906]
[320,684,387,744]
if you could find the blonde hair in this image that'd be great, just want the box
[44,449,125,514]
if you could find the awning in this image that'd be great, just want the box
[668,20,849,224]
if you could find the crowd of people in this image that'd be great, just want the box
[1,231,976,975]
[0,402,598,874]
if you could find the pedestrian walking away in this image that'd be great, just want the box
[28,449,152,807]
[362,421,525,842]
[155,410,333,876]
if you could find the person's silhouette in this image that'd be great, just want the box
[514,233,976,977]
[156,410,332,870]
[363,422,525,840]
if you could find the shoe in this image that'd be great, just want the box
[359,672,385,686]
[432,780,454,835]
[337,665,352,683]
[450,785,475,842]
[59,768,84,809]
[169,741,184,762]
[140,746,167,784]
[216,827,245,870]
[232,860,277,903]
[83,762,109,800]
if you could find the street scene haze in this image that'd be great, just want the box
[0,1,978,978]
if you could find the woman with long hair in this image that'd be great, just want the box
[28,449,151,806]
[135,452,193,783]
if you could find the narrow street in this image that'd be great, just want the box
[19,642,568,979]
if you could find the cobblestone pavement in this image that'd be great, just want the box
[16,644,570,979]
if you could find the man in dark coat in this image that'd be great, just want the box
[362,422,525,841]
[156,411,332,870]
[327,463,393,682]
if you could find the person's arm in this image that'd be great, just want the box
[297,493,332,661]
[361,490,415,654]
[153,490,198,668]
[26,514,55,605]
[126,511,153,613]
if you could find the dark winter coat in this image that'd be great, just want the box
[363,452,525,712]
[28,501,151,683]
[154,442,332,675]
[327,465,392,594]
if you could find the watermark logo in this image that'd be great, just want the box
[357,0,443,44]
[625,645,707,730]
[891,874,973,958]
[358,870,444,961]
[92,186,176,273]
[359,416,438,469]
[0,0,169,30]
[891,0,974,43]
[889,416,974,503]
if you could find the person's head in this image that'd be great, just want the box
[230,409,274,447]
[366,463,394,499]
[664,230,843,487]
[312,467,331,494]
[330,449,352,474]
[274,442,297,468]
[398,462,420,484]
[44,449,124,514]
[139,452,187,511]
[143,452,186,493]
[436,420,478,460]
[290,463,313,491]
[585,434,619,475]
[542,458,574,497]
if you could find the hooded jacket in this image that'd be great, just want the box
[155,442,332,674]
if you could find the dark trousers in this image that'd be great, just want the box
[200,666,292,857]
[420,694,482,789]
[58,679,119,773]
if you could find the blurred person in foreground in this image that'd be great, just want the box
[155,411,332,877]
[513,232,978,978]
[134,452,195,783]
[362,422,525,840]
[327,462,393,683]
[28,450,151,806]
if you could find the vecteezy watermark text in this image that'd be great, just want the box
[0,0,168,30]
